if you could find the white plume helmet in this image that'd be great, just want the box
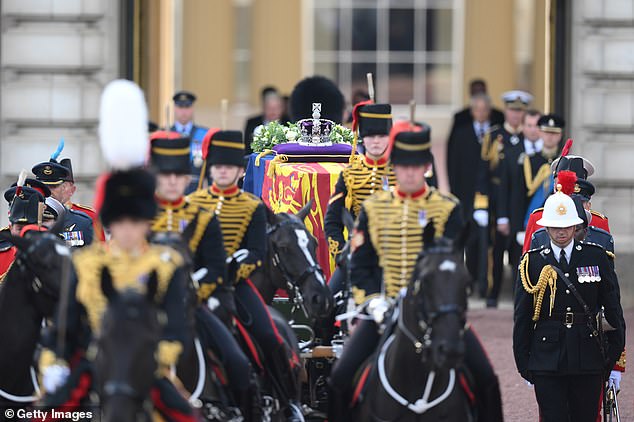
[99,79,148,170]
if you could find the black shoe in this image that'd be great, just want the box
[486,298,498,308]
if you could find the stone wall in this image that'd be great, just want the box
[570,1,634,306]
[0,0,121,224]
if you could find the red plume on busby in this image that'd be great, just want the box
[351,99,374,133]
[556,170,577,195]
[560,138,573,158]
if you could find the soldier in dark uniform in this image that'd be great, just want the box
[187,130,303,421]
[328,123,503,422]
[31,161,94,247]
[0,184,48,282]
[325,102,394,295]
[513,188,625,422]
[39,168,196,421]
[148,132,258,419]
[498,113,564,286]
[473,90,533,307]
[170,91,210,193]
[54,156,106,241]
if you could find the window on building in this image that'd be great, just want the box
[311,0,460,108]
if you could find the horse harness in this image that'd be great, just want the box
[267,218,325,318]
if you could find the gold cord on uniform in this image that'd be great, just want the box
[519,253,558,321]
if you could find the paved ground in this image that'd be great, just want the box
[469,299,633,421]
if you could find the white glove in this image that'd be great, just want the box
[473,210,489,227]
[608,370,621,391]
[226,249,249,264]
[207,296,220,311]
[516,231,526,246]
[43,364,70,393]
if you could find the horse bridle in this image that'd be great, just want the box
[398,253,465,355]
[15,234,67,300]
[266,218,324,317]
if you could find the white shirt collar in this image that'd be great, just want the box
[550,240,574,264]
[524,138,543,155]
[174,121,193,134]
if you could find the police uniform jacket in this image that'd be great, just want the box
[187,184,266,282]
[350,187,464,304]
[151,197,227,301]
[324,154,396,258]
[513,241,625,377]
[40,242,188,372]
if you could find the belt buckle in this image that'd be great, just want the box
[565,312,574,328]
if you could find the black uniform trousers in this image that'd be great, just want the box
[195,306,252,391]
[533,373,602,422]
[488,229,522,302]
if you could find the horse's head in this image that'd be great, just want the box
[95,267,161,422]
[265,200,334,319]
[403,223,470,370]
[0,219,71,316]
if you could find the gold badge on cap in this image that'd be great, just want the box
[43,166,53,175]
[556,203,567,215]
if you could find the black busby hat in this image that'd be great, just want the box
[150,132,191,175]
[173,91,196,107]
[389,121,433,166]
[32,161,72,185]
[538,114,565,133]
[203,130,245,167]
[8,187,43,225]
[4,178,50,203]
[99,168,157,227]
[290,76,345,123]
[357,104,392,138]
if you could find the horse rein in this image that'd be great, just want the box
[267,218,324,317]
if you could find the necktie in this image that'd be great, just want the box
[559,249,567,265]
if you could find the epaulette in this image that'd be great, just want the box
[526,244,547,254]
[590,210,608,220]
[69,209,92,221]
[433,188,459,204]
[530,207,544,215]
[588,226,612,237]
[580,241,605,250]
[72,203,95,212]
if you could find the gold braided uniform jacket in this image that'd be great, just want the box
[187,184,266,282]
[40,242,188,373]
[151,196,227,301]
[324,154,396,258]
[350,187,463,304]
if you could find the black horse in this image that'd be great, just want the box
[354,236,472,421]
[251,199,334,322]
[94,268,161,422]
[0,222,70,409]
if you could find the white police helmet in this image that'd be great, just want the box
[537,187,584,228]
